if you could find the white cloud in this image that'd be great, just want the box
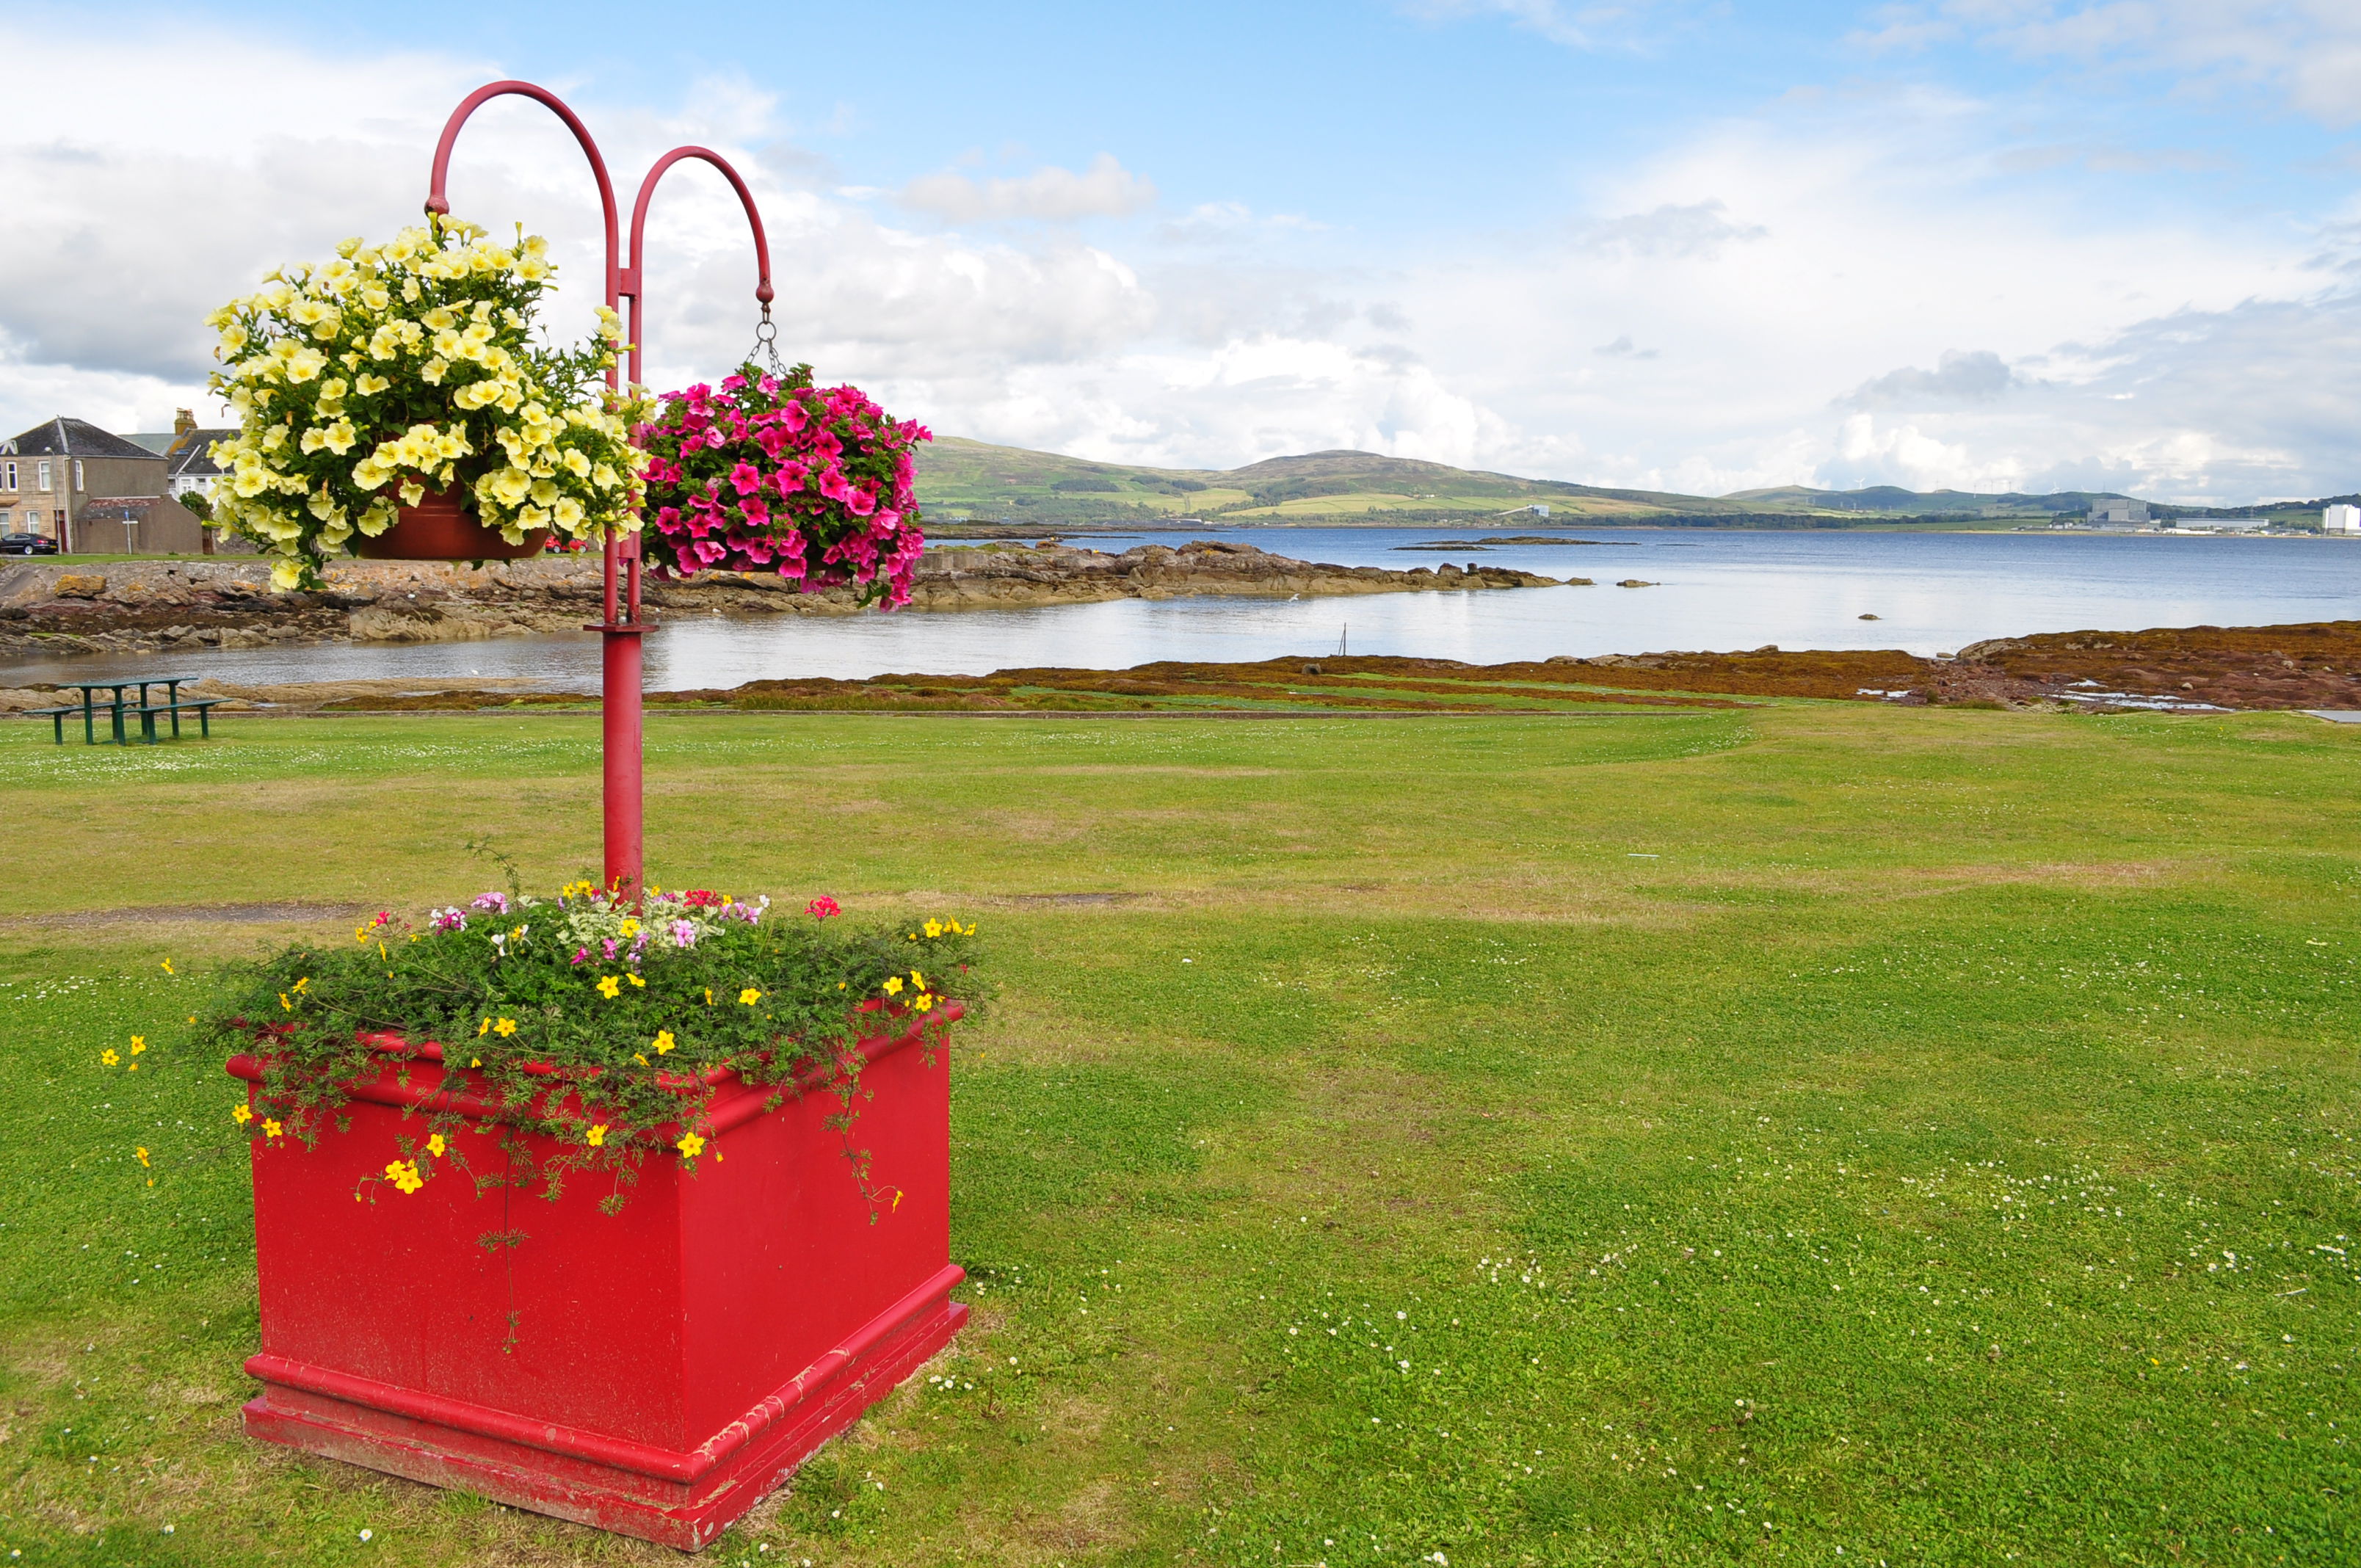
[1860,1,2361,126]
[898,154,1156,224]
[1402,0,1684,51]
[3,11,2357,511]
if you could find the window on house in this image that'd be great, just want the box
[36,460,51,492]
[73,460,85,492]
[3,460,15,490]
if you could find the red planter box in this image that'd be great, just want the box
[226,1009,965,1550]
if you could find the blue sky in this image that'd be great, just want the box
[6,1,2360,502]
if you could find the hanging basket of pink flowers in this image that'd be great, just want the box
[635,360,931,608]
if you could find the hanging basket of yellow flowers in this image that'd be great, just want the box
[204,216,648,589]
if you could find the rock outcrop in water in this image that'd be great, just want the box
[0,541,1559,657]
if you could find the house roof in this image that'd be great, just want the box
[167,430,237,479]
[1,418,167,462]
[124,432,178,454]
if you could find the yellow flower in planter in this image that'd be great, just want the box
[587,1124,608,1147]
[738,988,762,1006]
[676,1133,705,1159]
[233,1104,253,1125]
[479,1017,492,1036]
[913,994,936,1012]
[426,1134,447,1157]
[262,1119,284,1139]
[629,974,646,990]
[652,1031,676,1056]
[384,1160,424,1195]
[596,976,622,999]
[881,977,903,996]
[493,1017,518,1037]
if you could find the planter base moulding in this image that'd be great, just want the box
[228,1009,962,1551]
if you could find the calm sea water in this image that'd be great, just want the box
[7,528,2357,691]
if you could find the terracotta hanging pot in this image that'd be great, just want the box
[353,486,549,562]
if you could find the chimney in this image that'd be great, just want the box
[173,408,196,438]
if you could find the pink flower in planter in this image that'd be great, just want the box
[670,919,699,948]
[729,462,762,497]
[472,891,509,914]
[806,896,841,921]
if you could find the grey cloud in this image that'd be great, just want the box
[1594,334,1658,358]
[1577,200,1766,260]
[898,153,1156,225]
[1843,349,2016,408]
[754,140,842,190]
[1821,288,2361,503]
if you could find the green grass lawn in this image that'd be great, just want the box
[0,705,2356,1565]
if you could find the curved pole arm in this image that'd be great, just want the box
[425,80,622,322]
[622,146,775,390]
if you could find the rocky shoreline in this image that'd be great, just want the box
[0,541,1560,658]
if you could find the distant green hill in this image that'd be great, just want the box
[913,438,2142,526]
[1726,484,2128,516]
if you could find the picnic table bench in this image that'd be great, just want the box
[28,678,225,744]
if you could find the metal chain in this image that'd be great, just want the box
[745,307,789,378]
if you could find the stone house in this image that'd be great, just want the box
[1,418,164,548]
[0,415,207,552]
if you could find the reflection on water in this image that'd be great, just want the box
[4,528,2355,691]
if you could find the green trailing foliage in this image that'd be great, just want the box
[194,879,979,1212]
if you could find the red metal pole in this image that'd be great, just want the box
[425,81,642,898]
[609,148,772,904]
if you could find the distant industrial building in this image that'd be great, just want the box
[2088,498,2149,529]
[2326,503,2360,534]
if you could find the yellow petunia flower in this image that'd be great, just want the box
[262,1119,283,1139]
[914,994,936,1012]
[426,1133,446,1157]
[924,919,943,939]
[384,1160,424,1194]
[676,1133,705,1158]
[881,977,903,996]
[910,971,925,991]
[652,1030,675,1056]
[479,1017,492,1036]
[738,988,762,1006]
[493,1017,517,1037]
[233,1104,253,1125]
[596,976,622,999]
[628,973,645,989]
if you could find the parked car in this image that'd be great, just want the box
[0,532,59,556]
